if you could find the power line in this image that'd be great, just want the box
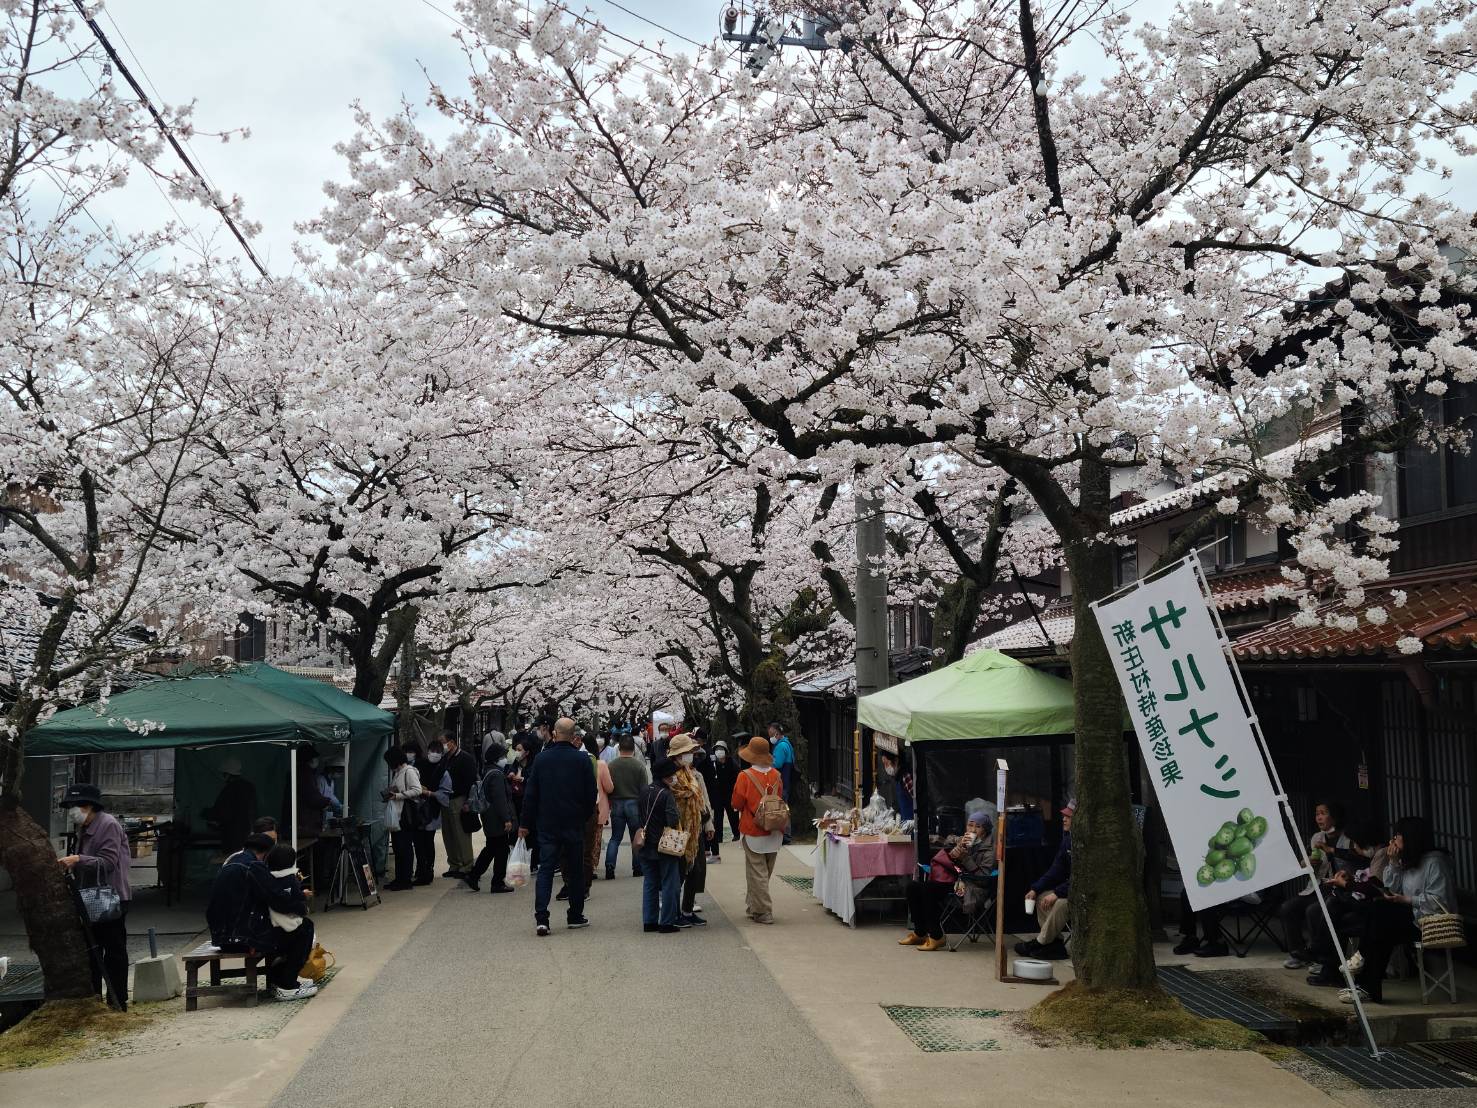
[67,0,269,278]
[587,0,707,49]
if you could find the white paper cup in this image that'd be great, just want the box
[1024,898,1036,916]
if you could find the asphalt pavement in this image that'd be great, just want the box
[272,841,871,1108]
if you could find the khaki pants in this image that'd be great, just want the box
[742,841,777,920]
[442,797,475,872]
[1037,896,1070,944]
[584,814,601,886]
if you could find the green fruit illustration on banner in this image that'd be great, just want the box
[1197,809,1269,883]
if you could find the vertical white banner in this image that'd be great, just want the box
[1091,560,1304,911]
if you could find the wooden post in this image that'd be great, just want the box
[853,726,862,803]
[995,759,1008,982]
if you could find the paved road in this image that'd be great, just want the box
[273,842,871,1108]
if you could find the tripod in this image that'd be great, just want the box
[324,821,382,911]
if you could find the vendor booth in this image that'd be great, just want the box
[857,649,1130,933]
[27,664,395,898]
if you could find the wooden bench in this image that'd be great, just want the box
[183,944,264,1012]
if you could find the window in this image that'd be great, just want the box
[231,614,267,662]
[889,605,916,650]
[1115,542,1139,586]
[1400,382,1477,518]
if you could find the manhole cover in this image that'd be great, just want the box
[881,1004,1003,1052]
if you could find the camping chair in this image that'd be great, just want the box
[1216,877,1300,957]
[940,870,998,952]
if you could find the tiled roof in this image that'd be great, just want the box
[1110,429,1340,529]
[1233,568,1477,661]
[972,568,1286,655]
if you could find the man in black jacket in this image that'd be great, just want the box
[205,832,318,1000]
[518,717,596,936]
[439,731,479,878]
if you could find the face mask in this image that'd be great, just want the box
[67,806,87,825]
[427,752,443,763]
[406,753,416,764]
[715,751,726,762]
[678,753,694,767]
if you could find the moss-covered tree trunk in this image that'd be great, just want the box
[1063,507,1157,990]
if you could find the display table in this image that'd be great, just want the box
[813,834,915,926]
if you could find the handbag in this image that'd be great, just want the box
[76,867,123,924]
[460,808,481,834]
[1419,900,1467,949]
[299,942,335,982]
[658,826,690,857]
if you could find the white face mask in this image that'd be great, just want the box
[406,753,416,764]
[678,753,694,767]
[715,751,727,762]
[427,752,443,763]
[67,806,88,825]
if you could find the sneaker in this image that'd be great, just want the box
[1172,937,1201,956]
[1194,942,1231,958]
[606,869,616,881]
[536,923,550,937]
[1035,939,1069,960]
[489,883,514,894]
[657,924,682,934]
[462,874,481,892]
[674,916,694,928]
[691,904,704,913]
[1014,939,1042,956]
[1283,956,1305,969]
[273,982,318,1001]
[681,913,707,927]
[1339,986,1373,1005]
[752,914,774,924]
[556,887,569,901]
[567,915,590,929]
[709,855,722,864]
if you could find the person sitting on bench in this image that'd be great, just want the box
[1015,798,1074,961]
[205,832,318,1002]
[899,799,995,951]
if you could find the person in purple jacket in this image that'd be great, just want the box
[57,783,132,1009]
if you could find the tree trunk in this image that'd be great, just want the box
[0,797,95,998]
[1065,538,1157,989]
[933,574,984,666]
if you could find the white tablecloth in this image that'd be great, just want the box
[812,836,914,926]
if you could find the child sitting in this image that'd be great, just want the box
[264,844,309,932]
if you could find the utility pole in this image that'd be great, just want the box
[720,5,847,73]
[854,488,889,804]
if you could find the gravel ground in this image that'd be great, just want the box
[272,844,872,1108]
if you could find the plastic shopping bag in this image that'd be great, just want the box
[507,838,532,888]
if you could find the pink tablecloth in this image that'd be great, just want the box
[842,839,915,879]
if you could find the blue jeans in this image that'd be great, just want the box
[641,854,681,927]
[534,827,586,926]
[605,799,641,874]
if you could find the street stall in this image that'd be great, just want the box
[856,649,1103,935]
[27,664,394,900]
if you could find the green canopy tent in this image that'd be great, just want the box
[29,663,394,854]
[856,649,1076,741]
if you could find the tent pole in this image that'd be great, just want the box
[290,748,299,850]
[342,742,350,821]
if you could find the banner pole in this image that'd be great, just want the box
[995,759,1009,982]
[1189,558,1382,1059]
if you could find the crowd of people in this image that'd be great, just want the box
[373,716,798,937]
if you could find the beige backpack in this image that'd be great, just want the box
[748,769,790,832]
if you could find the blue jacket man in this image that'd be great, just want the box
[1016,800,1074,961]
[767,722,796,843]
[518,717,597,935]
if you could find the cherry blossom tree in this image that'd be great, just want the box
[322,0,1477,991]
[0,1,251,998]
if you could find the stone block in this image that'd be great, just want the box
[1427,1017,1477,1040]
[131,953,182,1002]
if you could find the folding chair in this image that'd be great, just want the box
[940,871,998,952]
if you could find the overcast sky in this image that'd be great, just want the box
[90,0,717,272]
[83,0,1475,274]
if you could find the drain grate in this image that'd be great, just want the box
[881,1004,1003,1053]
[1408,1040,1477,1080]
[779,875,814,894]
[0,961,43,1003]
[1302,1046,1477,1090]
[1157,965,1295,1033]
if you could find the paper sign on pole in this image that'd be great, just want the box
[1091,560,1304,911]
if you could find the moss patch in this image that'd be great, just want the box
[0,998,161,1071]
[1024,982,1276,1053]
